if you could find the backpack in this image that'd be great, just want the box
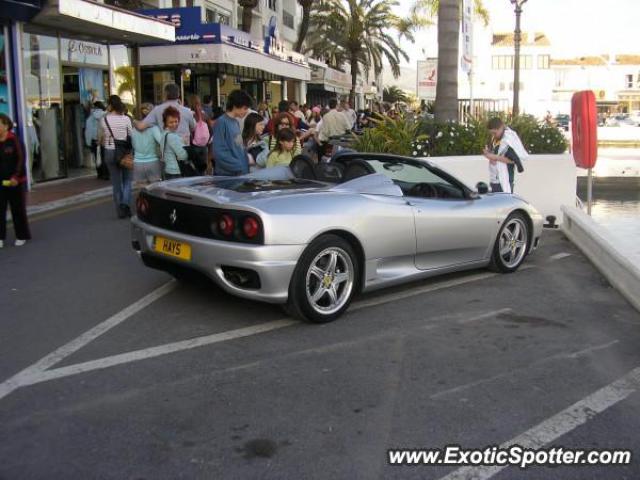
[192,118,210,147]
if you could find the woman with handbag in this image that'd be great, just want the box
[100,95,133,218]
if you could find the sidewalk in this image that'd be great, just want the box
[26,175,112,216]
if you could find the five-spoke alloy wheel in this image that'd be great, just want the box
[287,234,358,323]
[490,212,530,273]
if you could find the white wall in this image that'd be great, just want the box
[421,154,576,223]
[598,126,640,141]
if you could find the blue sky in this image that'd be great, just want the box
[396,0,640,66]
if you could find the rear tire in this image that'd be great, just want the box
[287,234,358,323]
[489,212,530,273]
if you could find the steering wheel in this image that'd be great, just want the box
[409,183,439,198]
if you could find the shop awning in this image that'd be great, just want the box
[139,43,310,81]
[32,0,175,45]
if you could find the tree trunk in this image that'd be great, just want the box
[294,3,312,53]
[350,57,358,106]
[435,0,460,122]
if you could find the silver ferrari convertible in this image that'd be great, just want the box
[131,153,543,323]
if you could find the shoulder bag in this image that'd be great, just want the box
[104,116,133,170]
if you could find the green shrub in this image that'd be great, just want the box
[352,114,425,156]
[354,114,568,157]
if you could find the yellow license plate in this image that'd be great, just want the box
[154,236,192,261]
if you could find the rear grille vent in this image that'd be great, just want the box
[138,194,263,244]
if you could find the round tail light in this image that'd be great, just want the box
[243,217,260,239]
[218,214,235,236]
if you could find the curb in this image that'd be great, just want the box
[561,206,640,313]
[26,187,113,217]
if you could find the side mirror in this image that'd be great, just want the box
[476,182,489,194]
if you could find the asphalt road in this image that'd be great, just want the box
[1,200,640,480]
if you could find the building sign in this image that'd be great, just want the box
[139,8,218,44]
[139,7,307,66]
[417,59,437,99]
[0,0,42,22]
[61,39,108,66]
[461,0,473,73]
[219,24,262,52]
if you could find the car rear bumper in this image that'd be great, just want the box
[131,217,305,304]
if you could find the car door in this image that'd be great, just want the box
[390,162,497,270]
[409,195,497,270]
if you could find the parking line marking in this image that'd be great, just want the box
[350,272,498,312]
[0,281,176,401]
[549,252,572,261]
[430,340,620,401]
[350,265,534,314]
[0,264,536,400]
[18,319,298,388]
[438,365,640,480]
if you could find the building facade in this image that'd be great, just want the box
[139,1,310,109]
[1,0,175,183]
[551,55,640,115]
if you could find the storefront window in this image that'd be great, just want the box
[110,45,136,113]
[22,32,64,181]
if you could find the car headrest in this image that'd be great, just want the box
[314,162,344,183]
[342,159,375,182]
[290,154,317,180]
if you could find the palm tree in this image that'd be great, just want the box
[238,0,259,34]
[383,86,409,104]
[294,0,315,53]
[412,0,489,121]
[306,0,410,106]
[411,0,488,24]
[115,66,136,106]
[434,0,459,121]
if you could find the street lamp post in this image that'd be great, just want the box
[510,0,528,117]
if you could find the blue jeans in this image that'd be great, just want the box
[104,149,132,214]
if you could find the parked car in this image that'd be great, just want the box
[628,111,640,126]
[554,114,570,131]
[132,154,543,323]
[606,114,637,127]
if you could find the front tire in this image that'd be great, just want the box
[287,234,358,323]
[489,212,530,273]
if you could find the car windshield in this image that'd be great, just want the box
[364,159,466,199]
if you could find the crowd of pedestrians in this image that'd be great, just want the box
[93,85,374,211]
[0,84,531,251]
[1,84,379,238]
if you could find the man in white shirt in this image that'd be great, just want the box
[136,83,195,145]
[318,98,352,144]
[341,100,357,129]
[482,117,527,193]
